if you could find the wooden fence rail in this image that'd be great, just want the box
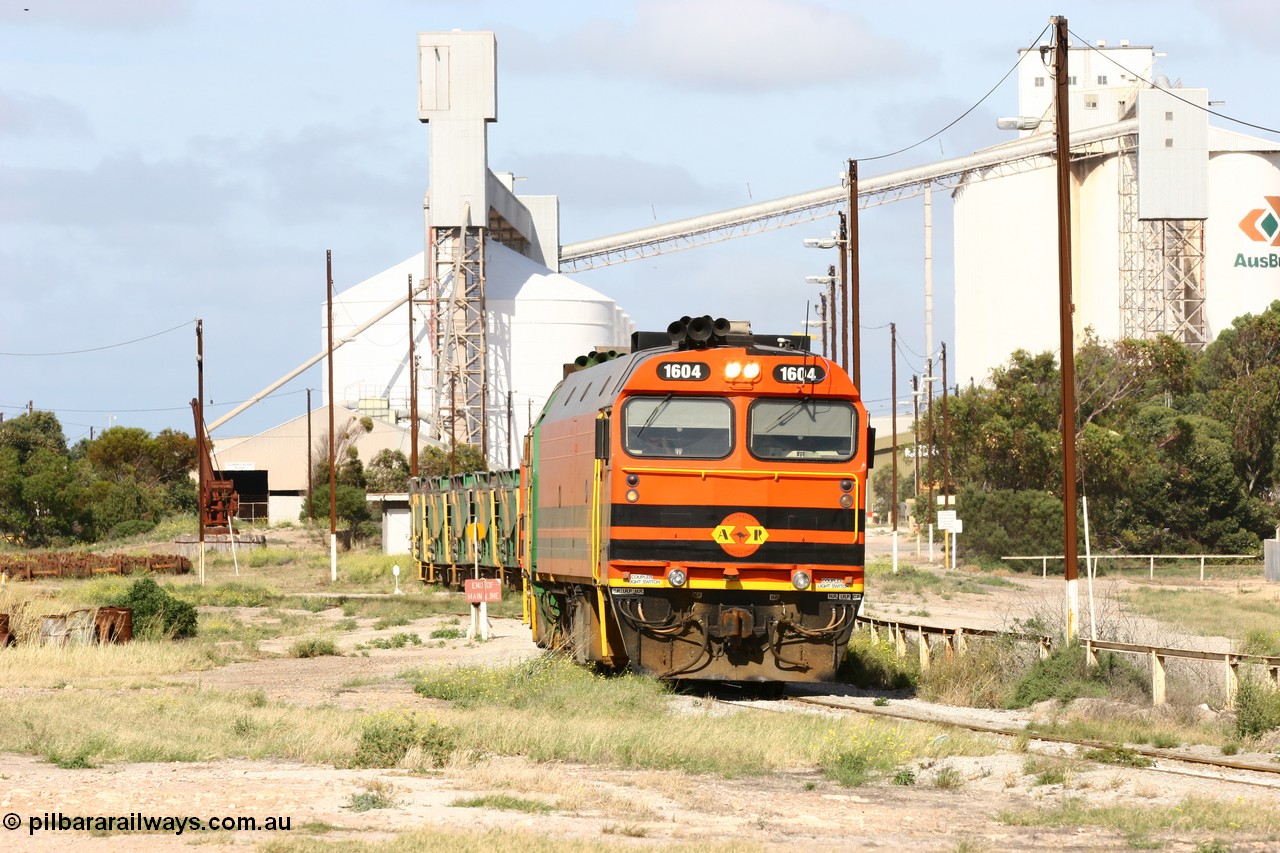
[1002,553,1259,581]
[856,614,1280,709]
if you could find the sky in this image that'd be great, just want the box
[3,0,1278,444]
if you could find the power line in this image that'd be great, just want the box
[858,24,1052,163]
[0,387,311,416]
[0,318,195,357]
[1067,26,1280,136]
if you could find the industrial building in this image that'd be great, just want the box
[953,40,1280,384]
[211,32,1280,550]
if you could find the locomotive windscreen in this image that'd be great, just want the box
[622,396,732,459]
[747,399,857,461]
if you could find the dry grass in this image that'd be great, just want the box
[0,641,219,688]
[0,687,360,765]
[999,794,1280,835]
[260,828,762,853]
[449,756,660,821]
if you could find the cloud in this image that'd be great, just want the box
[513,150,733,212]
[0,90,90,137]
[190,119,422,226]
[0,154,238,227]
[1199,0,1280,52]
[0,0,191,30]
[506,0,921,92]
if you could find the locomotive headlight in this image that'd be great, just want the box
[839,493,854,508]
[742,361,761,379]
[625,489,640,503]
[667,568,688,587]
[791,569,812,590]
[724,361,743,380]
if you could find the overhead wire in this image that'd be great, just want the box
[856,24,1052,164]
[0,319,195,357]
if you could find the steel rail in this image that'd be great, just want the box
[785,693,1280,788]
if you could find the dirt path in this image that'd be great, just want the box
[4,545,1277,851]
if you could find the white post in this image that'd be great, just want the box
[1065,577,1079,644]
[892,530,899,574]
[928,524,934,563]
[1083,495,1096,640]
[951,529,958,569]
[330,534,337,582]
[228,518,240,577]
[392,564,402,595]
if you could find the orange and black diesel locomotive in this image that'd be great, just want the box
[520,316,872,682]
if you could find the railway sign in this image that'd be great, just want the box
[464,577,502,604]
[937,510,957,530]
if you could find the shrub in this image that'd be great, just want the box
[107,519,157,540]
[1234,677,1280,739]
[1007,645,1147,708]
[109,577,197,639]
[957,487,1064,562]
[350,712,456,768]
[839,634,917,690]
[917,637,1026,707]
[289,637,339,658]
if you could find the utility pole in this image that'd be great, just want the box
[818,294,828,359]
[838,210,849,375]
[942,342,952,570]
[306,389,313,522]
[924,185,934,365]
[847,159,861,387]
[912,374,921,497]
[507,391,514,470]
[195,320,205,585]
[1052,14,1080,642]
[828,266,837,366]
[408,272,419,479]
[941,342,950,510]
[925,357,935,560]
[327,250,337,582]
[891,322,899,573]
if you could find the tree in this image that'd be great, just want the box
[941,350,1061,494]
[310,417,373,490]
[0,412,86,545]
[1075,331,1193,430]
[367,449,410,493]
[418,443,488,477]
[1196,303,1280,499]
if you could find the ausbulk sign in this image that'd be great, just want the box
[1236,196,1280,268]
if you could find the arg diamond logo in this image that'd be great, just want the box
[1239,196,1280,246]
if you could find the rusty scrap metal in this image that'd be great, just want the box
[0,606,133,647]
[0,552,191,581]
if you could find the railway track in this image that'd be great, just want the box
[714,688,1280,791]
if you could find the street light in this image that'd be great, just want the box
[805,269,836,362]
[996,116,1042,131]
[803,212,848,374]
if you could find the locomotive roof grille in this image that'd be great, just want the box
[631,315,812,354]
